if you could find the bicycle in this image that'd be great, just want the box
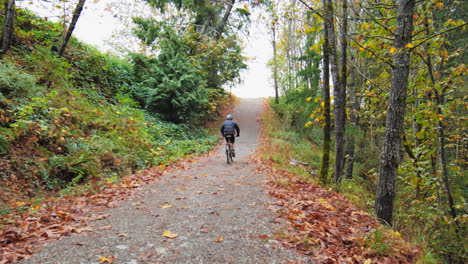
[225,135,234,164]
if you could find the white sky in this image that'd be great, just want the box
[22,0,275,98]
[235,14,275,98]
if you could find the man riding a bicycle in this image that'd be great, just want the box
[220,114,240,157]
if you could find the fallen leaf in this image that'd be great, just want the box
[159,203,173,208]
[95,214,111,220]
[72,228,82,234]
[200,225,210,233]
[215,235,223,242]
[100,256,116,263]
[118,233,128,237]
[162,230,178,238]
[195,191,203,194]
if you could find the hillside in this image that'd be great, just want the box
[0,8,226,206]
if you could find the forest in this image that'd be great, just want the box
[0,0,467,263]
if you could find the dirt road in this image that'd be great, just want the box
[22,98,308,263]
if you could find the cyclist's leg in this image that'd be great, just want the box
[230,136,235,156]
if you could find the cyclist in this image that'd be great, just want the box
[220,114,240,157]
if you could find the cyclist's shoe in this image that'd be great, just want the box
[232,149,235,157]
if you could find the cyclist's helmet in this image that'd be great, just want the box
[227,114,233,120]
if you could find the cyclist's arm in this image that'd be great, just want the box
[235,123,240,137]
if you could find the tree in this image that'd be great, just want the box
[322,0,348,184]
[375,0,416,226]
[131,25,208,123]
[58,0,86,57]
[1,0,15,55]
[145,0,252,89]
[272,20,279,104]
[269,1,279,104]
[318,0,331,184]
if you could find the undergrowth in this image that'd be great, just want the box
[0,8,222,209]
[257,97,461,263]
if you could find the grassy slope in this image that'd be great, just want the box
[0,9,226,210]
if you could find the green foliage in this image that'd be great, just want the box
[20,44,71,87]
[67,42,135,101]
[270,88,319,137]
[13,8,62,47]
[365,228,391,256]
[0,7,219,195]
[0,133,8,154]
[0,61,41,103]
[259,98,322,180]
[131,25,209,123]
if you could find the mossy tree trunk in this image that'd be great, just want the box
[318,0,331,184]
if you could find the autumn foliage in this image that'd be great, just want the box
[256,159,418,263]
[256,101,419,263]
[0,168,163,263]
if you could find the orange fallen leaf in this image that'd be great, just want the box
[195,191,203,194]
[162,230,178,238]
[100,256,116,263]
[215,235,223,242]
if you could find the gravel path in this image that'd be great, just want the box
[22,98,310,264]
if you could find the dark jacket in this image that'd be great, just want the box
[220,120,240,137]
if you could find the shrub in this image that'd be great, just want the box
[0,61,41,102]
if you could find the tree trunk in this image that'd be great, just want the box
[334,0,348,183]
[422,19,458,227]
[323,0,347,184]
[1,0,15,55]
[375,0,415,226]
[272,24,279,104]
[345,59,357,179]
[215,0,235,40]
[319,0,331,184]
[58,0,86,57]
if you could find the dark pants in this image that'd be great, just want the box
[224,134,235,144]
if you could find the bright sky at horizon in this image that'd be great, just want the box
[233,13,275,99]
[21,0,276,98]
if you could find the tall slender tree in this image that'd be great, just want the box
[375,0,416,226]
[1,0,15,55]
[323,0,348,184]
[319,0,331,184]
[58,0,86,57]
[272,20,279,104]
